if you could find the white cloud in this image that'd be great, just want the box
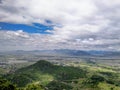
[0,0,97,24]
[0,29,120,51]
[0,0,120,51]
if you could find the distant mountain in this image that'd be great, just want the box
[88,50,120,56]
[1,49,120,57]
[53,49,91,56]
[51,49,120,57]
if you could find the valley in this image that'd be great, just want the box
[0,50,120,90]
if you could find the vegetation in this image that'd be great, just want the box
[5,60,86,87]
[0,78,16,90]
[1,60,120,90]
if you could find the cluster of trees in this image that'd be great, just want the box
[1,60,120,90]
[0,78,16,90]
[5,60,86,87]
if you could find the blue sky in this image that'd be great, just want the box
[0,0,120,51]
[0,22,53,34]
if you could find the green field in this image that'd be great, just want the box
[1,59,120,90]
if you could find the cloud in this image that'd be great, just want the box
[0,29,120,51]
[0,0,97,24]
[0,0,120,51]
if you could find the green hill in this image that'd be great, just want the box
[3,60,120,90]
[5,60,86,88]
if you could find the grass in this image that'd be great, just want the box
[2,60,120,90]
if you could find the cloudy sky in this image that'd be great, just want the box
[0,0,120,51]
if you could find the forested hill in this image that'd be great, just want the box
[2,60,120,90]
[5,60,86,87]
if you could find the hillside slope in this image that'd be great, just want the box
[6,60,86,87]
[4,60,120,90]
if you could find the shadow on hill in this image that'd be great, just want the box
[5,60,87,87]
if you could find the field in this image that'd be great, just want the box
[0,53,120,90]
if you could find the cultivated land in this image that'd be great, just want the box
[0,51,120,90]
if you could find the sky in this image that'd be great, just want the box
[0,0,120,51]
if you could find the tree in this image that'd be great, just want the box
[83,74,105,88]
[0,78,16,90]
[26,83,44,90]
